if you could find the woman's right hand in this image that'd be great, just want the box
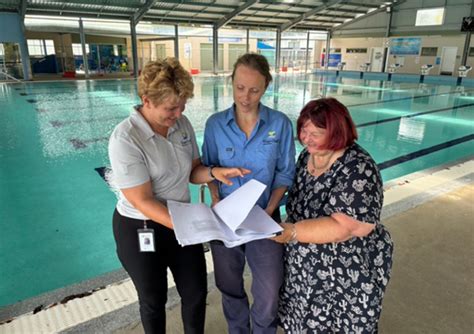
[212,167,251,186]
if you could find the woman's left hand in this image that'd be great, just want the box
[271,222,295,244]
[212,167,251,185]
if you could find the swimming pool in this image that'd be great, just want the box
[0,74,473,307]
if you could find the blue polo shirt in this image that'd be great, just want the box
[202,103,296,209]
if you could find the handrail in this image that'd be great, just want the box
[199,183,210,252]
[199,183,208,204]
[0,70,22,83]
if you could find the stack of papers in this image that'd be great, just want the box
[168,179,283,248]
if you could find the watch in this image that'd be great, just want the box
[208,166,216,180]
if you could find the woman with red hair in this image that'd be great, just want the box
[273,98,394,333]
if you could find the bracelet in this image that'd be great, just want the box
[289,224,297,243]
[208,166,216,180]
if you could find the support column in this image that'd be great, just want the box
[461,31,471,66]
[17,24,31,80]
[174,24,179,59]
[324,31,330,70]
[305,30,310,73]
[42,40,47,56]
[213,25,218,75]
[275,28,281,73]
[381,6,393,73]
[130,18,139,78]
[79,18,89,78]
[96,45,101,73]
[246,29,250,53]
[19,0,31,80]
[18,41,31,80]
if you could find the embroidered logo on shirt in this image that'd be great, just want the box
[180,131,191,145]
[268,130,276,138]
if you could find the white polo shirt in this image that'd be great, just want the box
[108,107,199,220]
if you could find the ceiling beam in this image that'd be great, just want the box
[280,0,346,32]
[147,0,237,10]
[331,0,405,31]
[327,7,367,14]
[258,0,325,10]
[19,0,27,18]
[345,2,382,8]
[215,0,259,29]
[27,8,133,17]
[133,0,158,23]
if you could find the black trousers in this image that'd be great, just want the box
[113,209,207,334]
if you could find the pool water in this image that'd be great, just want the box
[0,74,472,306]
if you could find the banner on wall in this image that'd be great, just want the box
[321,53,342,67]
[389,38,421,55]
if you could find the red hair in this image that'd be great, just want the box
[296,98,358,150]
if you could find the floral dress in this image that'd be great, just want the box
[279,143,394,333]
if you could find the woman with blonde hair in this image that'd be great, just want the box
[108,58,247,333]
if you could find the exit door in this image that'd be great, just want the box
[370,47,384,72]
[440,47,457,75]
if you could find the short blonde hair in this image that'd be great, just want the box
[137,57,194,106]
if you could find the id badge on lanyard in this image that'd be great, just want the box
[137,220,155,252]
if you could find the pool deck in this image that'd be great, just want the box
[0,158,473,333]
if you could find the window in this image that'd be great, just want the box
[27,40,44,56]
[421,47,438,56]
[346,48,367,53]
[72,43,90,56]
[27,39,55,56]
[45,40,55,55]
[415,7,444,26]
[322,48,341,53]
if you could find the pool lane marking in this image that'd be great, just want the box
[377,134,474,170]
[25,93,135,103]
[357,102,474,128]
[36,102,134,113]
[94,134,473,184]
[68,102,473,150]
[345,88,474,108]
[51,116,126,128]
[70,137,108,149]
[16,82,136,94]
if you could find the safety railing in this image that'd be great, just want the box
[0,69,22,83]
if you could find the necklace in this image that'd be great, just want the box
[308,152,335,175]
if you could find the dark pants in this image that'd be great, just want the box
[211,211,283,334]
[113,210,207,334]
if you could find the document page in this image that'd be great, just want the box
[168,179,283,248]
[168,201,240,246]
[236,205,283,237]
[213,179,266,231]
